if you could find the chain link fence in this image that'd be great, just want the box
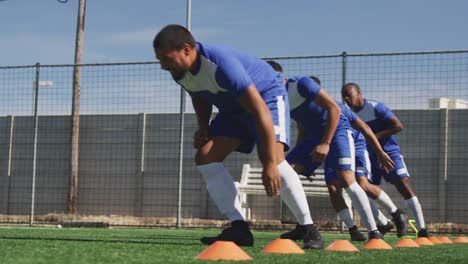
[0,50,467,232]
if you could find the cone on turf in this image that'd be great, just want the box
[453,236,468,244]
[261,239,305,254]
[415,237,434,246]
[363,239,392,250]
[394,238,420,248]
[438,237,454,244]
[325,240,360,252]
[197,241,253,261]
[428,236,442,244]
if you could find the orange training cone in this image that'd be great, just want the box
[415,237,434,246]
[261,239,305,254]
[197,241,253,261]
[363,239,392,250]
[325,240,360,252]
[394,238,420,248]
[453,236,468,244]
[428,236,442,244]
[438,237,454,244]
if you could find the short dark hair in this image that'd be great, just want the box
[266,60,283,73]
[153,24,196,51]
[342,82,361,93]
[310,76,321,86]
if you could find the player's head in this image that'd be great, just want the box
[153,24,197,80]
[266,60,287,86]
[310,76,321,86]
[341,82,364,110]
[266,60,283,73]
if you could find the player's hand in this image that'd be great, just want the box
[193,128,210,149]
[377,151,395,174]
[311,143,330,163]
[262,163,281,197]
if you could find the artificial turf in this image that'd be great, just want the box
[0,227,466,264]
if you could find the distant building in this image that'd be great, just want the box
[429,97,468,109]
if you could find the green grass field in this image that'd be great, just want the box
[0,227,466,264]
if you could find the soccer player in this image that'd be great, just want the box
[153,24,324,249]
[341,105,409,237]
[267,61,384,240]
[342,82,432,237]
[296,73,408,237]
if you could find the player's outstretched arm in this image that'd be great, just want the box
[312,90,341,163]
[238,85,280,197]
[190,94,213,149]
[352,117,395,173]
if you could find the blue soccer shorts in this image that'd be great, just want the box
[209,94,290,153]
[368,151,410,185]
[286,128,355,183]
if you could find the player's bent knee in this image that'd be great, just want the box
[195,150,219,165]
[338,170,356,187]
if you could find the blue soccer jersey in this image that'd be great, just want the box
[176,42,286,114]
[286,77,351,140]
[353,99,401,154]
[285,77,355,181]
[175,42,290,153]
[341,104,371,177]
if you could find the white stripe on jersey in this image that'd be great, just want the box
[356,100,379,123]
[286,81,307,110]
[177,56,228,94]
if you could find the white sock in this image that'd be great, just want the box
[338,208,354,229]
[345,182,377,232]
[375,190,398,214]
[369,198,389,225]
[278,160,313,225]
[197,163,245,222]
[404,196,426,230]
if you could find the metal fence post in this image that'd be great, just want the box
[135,113,147,217]
[6,115,15,215]
[176,0,192,229]
[438,108,449,222]
[339,52,347,233]
[341,51,347,88]
[176,91,186,228]
[29,63,40,226]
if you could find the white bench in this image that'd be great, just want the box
[235,163,352,221]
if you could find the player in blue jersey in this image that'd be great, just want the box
[342,82,432,237]
[153,25,324,249]
[267,61,385,240]
[341,105,409,237]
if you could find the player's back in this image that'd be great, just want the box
[177,42,285,114]
[286,76,350,140]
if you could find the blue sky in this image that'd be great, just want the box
[1,0,467,65]
[0,0,467,115]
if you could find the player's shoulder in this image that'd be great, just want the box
[197,42,242,63]
[293,76,319,89]
[364,99,389,109]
